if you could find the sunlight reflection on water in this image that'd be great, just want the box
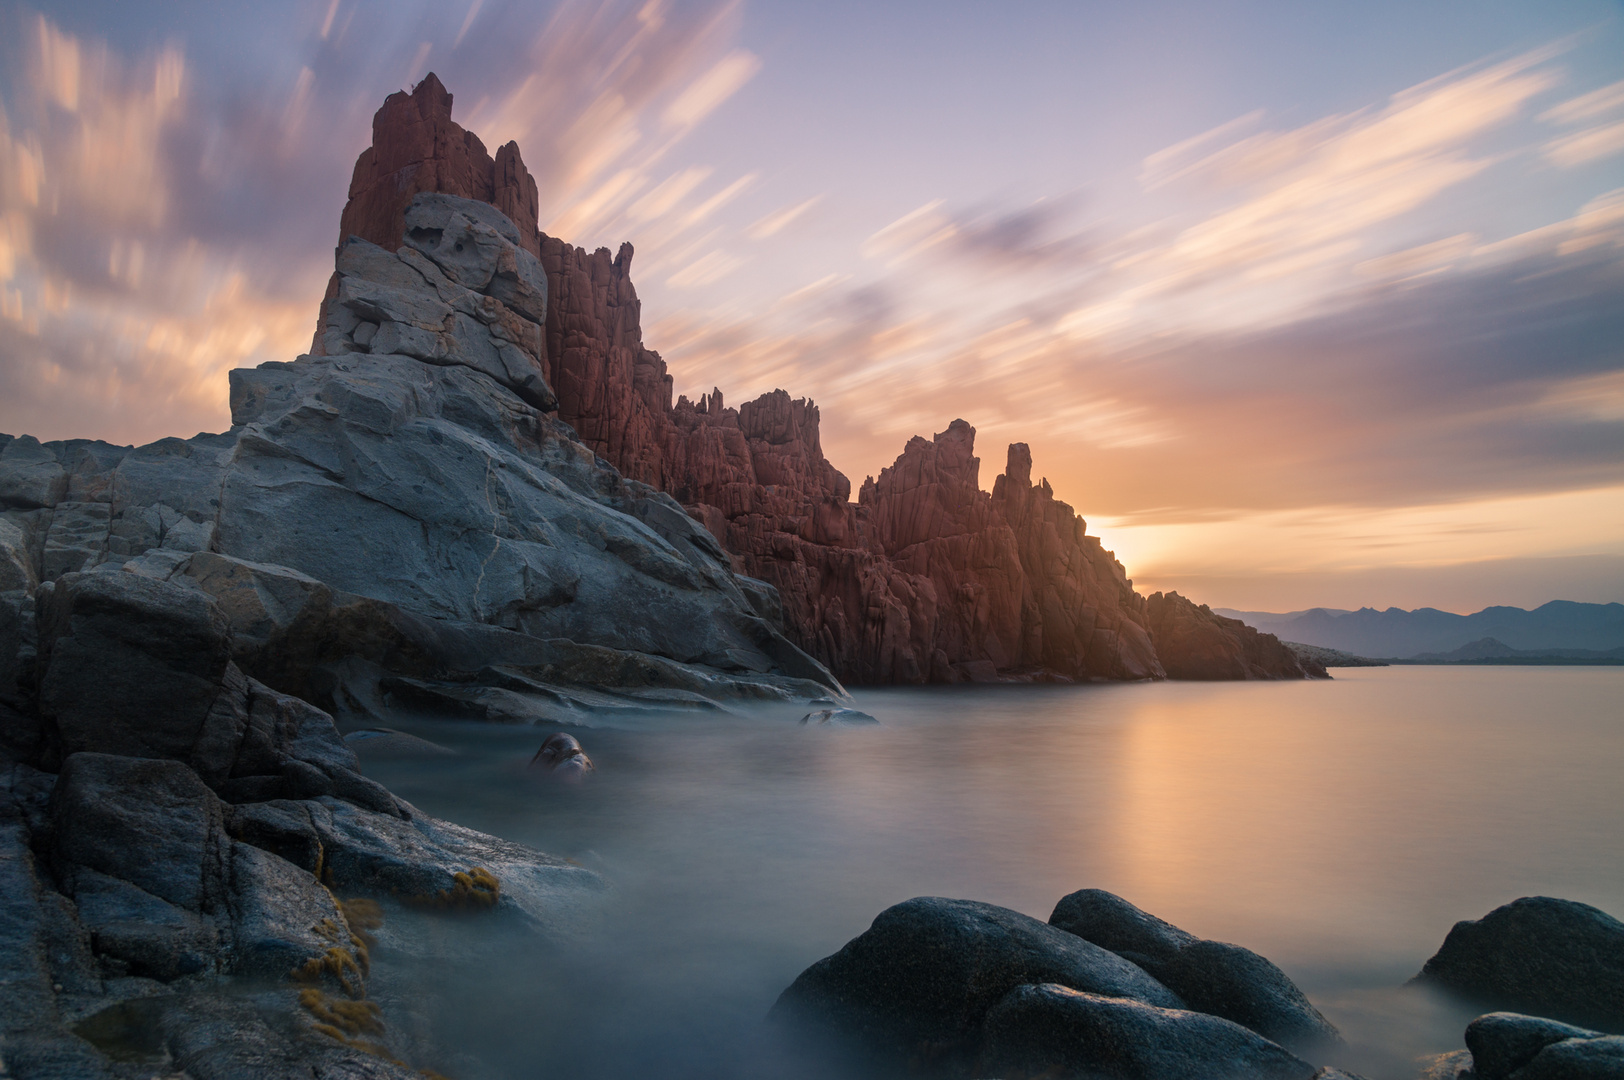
[353,666,1624,1079]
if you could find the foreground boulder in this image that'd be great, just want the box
[1465,1012,1624,1080]
[771,897,1183,1069]
[1413,897,1624,1032]
[979,983,1323,1080]
[1048,887,1342,1053]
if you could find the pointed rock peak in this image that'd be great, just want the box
[615,241,635,276]
[1005,442,1033,487]
[412,72,453,118]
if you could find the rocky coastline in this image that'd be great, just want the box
[771,891,1624,1079]
[33,74,1591,1079]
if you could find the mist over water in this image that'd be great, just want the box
[351,667,1624,1079]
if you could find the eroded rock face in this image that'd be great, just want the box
[317,73,1306,684]
[1146,590,1326,680]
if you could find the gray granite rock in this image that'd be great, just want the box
[979,982,1319,1080]
[1049,887,1343,1053]
[1415,897,1624,1032]
[771,896,1182,1070]
[1513,1034,1624,1079]
[1467,1012,1606,1080]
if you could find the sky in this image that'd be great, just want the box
[1,0,1621,613]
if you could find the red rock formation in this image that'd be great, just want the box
[310,73,541,350]
[315,74,1312,684]
[1145,591,1327,679]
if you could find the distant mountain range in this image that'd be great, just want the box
[1215,601,1624,659]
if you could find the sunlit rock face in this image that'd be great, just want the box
[308,72,1331,683]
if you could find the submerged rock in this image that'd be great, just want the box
[798,707,878,725]
[1048,887,1343,1053]
[1413,897,1624,1032]
[529,732,594,780]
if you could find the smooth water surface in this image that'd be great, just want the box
[353,666,1624,1079]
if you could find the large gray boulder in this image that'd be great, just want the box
[771,896,1182,1069]
[1466,1012,1621,1080]
[1414,897,1624,1032]
[1049,888,1342,1053]
[979,983,1321,1080]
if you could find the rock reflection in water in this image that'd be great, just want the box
[349,667,1624,1080]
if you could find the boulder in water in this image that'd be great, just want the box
[1465,1012,1615,1080]
[1413,896,1624,1032]
[798,707,878,725]
[530,731,594,780]
[1048,887,1342,1053]
[978,982,1320,1080]
[771,896,1181,1069]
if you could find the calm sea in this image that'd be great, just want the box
[353,666,1624,1079]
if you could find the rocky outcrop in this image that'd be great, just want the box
[2,184,840,715]
[1147,591,1327,680]
[1,568,601,1078]
[1413,896,1624,1032]
[772,893,1359,1080]
[318,73,1310,684]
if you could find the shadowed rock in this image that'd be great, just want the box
[1048,887,1342,1053]
[1147,590,1327,680]
[978,983,1321,1080]
[1414,896,1624,1032]
[771,896,1182,1070]
[1465,1012,1613,1080]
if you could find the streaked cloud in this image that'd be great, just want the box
[1543,121,1624,167]
[1538,78,1624,125]
[747,194,821,239]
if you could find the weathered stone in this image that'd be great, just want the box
[36,572,233,764]
[978,982,1319,1080]
[0,435,69,509]
[50,753,227,914]
[1512,1034,1624,1078]
[226,840,346,980]
[771,896,1182,1068]
[1466,1012,1607,1080]
[1049,888,1342,1052]
[1414,897,1624,1032]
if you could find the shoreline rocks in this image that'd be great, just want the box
[1412,896,1624,1034]
[771,893,1357,1080]
[1048,888,1343,1053]
[0,557,601,1078]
